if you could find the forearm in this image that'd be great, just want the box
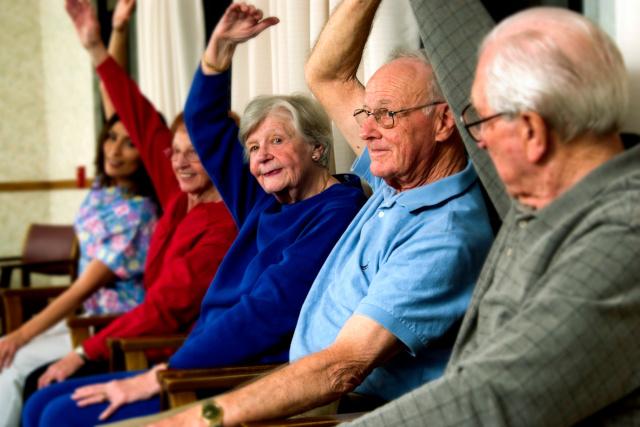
[306,0,379,89]
[96,56,178,205]
[101,25,129,119]
[19,260,115,342]
[217,315,402,425]
[305,0,381,155]
[217,349,363,425]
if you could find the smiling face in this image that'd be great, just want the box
[245,112,319,203]
[360,58,443,191]
[102,121,141,186]
[171,127,212,196]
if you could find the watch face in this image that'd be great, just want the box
[202,401,222,425]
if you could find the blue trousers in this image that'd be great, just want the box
[22,371,160,427]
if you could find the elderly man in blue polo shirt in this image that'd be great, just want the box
[121,1,493,425]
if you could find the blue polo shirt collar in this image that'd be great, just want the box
[380,160,478,213]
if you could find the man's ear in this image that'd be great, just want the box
[434,104,457,142]
[521,111,549,163]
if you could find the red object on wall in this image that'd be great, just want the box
[76,166,86,188]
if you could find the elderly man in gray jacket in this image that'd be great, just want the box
[347,1,640,426]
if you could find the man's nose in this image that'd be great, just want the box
[359,115,382,140]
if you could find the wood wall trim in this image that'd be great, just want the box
[0,179,94,192]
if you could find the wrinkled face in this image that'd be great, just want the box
[171,127,212,195]
[472,46,530,199]
[103,121,141,184]
[246,113,317,203]
[359,59,440,190]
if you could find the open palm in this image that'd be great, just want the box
[213,3,279,44]
[65,0,101,50]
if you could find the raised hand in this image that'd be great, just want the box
[112,0,136,32]
[65,0,102,50]
[203,2,279,74]
[71,364,165,421]
[0,330,26,371]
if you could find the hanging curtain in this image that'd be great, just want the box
[136,0,205,124]
[231,0,420,172]
[135,0,418,172]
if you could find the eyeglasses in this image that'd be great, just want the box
[353,101,445,129]
[461,103,509,143]
[164,147,201,163]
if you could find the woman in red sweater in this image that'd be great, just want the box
[32,0,237,389]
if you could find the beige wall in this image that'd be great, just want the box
[0,1,94,266]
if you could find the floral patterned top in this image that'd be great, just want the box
[75,185,158,315]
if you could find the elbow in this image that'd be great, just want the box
[325,361,368,398]
[304,61,322,96]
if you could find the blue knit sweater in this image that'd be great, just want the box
[170,69,366,368]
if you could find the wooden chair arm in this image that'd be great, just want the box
[107,335,187,371]
[241,413,366,427]
[1,286,69,333]
[158,364,282,409]
[0,259,77,288]
[66,314,119,348]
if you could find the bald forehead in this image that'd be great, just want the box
[365,58,433,107]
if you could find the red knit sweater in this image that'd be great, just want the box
[82,57,236,360]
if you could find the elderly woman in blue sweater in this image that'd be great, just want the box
[22,2,366,426]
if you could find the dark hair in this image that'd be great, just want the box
[94,114,158,203]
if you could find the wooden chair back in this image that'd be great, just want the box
[21,223,79,283]
[0,223,79,288]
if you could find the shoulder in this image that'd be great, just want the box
[192,200,237,228]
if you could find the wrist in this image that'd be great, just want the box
[88,44,109,67]
[12,328,28,346]
[73,345,89,363]
[201,57,228,75]
[146,363,167,394]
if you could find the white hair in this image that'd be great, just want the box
[480,7,628,142]
[239,94,332,168]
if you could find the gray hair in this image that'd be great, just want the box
[480,7,628,142]
[239,94,333,168]
[387,48,444,102]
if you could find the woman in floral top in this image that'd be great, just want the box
[0,112,158,427]
[76,182,156,315]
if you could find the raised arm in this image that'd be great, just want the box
[100,0,136,119]
[185,4,278,224]
[65,0,109,66]
[67,0,178,207]
[304,0,381,156]
[200,3,279,76]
